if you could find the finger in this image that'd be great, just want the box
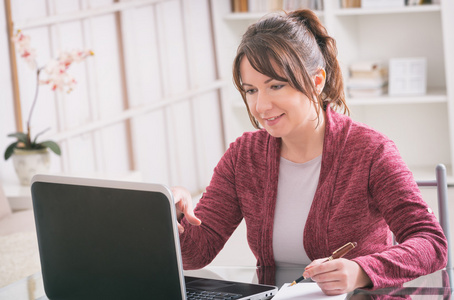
[311,268,339,284]
[171,186,202,226]
[303,259,337,279]
[303,258,329,278]
[181,196,202,226]
[177,212,200,235]
[311,262,349,294]
[317,278,348,296]
[305,258,324,270]
[171,186,188,205]
[319,285,345,296]
[184,210,202,226]
[178,223,185,234]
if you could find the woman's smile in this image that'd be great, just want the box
[264,113,285,126]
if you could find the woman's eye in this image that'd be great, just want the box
[245,88,257,94]
[271,84,285,90]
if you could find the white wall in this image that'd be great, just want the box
[1,0,225,194]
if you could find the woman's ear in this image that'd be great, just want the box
[313,68,326,95]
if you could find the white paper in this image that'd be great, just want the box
[272,283,347,300]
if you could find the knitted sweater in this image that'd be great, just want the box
[179,106,448,289]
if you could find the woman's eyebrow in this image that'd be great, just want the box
[243,78,275,86]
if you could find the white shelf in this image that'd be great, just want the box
[335,4,441,16]
[232,89,447,108]
[224,10,324,21]
[347,89,448,106]
[212,0,454,175]
[224,5,440,20]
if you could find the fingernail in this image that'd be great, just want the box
[305,265,313,270]
[303,272,309,278]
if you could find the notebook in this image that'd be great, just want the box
[31,174,278,300]
[272,283,346,299]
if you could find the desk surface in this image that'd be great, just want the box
[0,266,452,300]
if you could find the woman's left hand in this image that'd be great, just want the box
[303,258,372,296]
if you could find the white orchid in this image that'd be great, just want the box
[4,30,94,161]
[11,30,37,69]
[40,49,93,92]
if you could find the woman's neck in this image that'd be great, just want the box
[280,111,326,164]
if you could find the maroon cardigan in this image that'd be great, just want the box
[179,106,447,289]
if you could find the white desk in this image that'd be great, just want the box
[0,266,452,300]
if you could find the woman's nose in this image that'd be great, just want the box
[255,91,272,114]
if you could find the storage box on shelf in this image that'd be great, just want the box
[211,0,454,180]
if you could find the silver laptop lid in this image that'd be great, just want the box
[31,174,187,300]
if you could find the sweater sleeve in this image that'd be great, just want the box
[352,141,448,289]
[179,140,244,270]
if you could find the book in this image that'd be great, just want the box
[341,0,361,8]
[349,86,388,98]
[349,60,387,72]
[362,0,405,8]
[283,0,317,10]
[347,77,387,89]
[232,0,248,12]
[347,60,388,98]
[244,0,322,12]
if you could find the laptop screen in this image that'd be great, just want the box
[32,176,185,299]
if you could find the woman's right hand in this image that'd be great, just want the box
[170,186,202,233]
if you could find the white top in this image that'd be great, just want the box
[272,155,322,267]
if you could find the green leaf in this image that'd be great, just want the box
[7,132,28,144]
[40,141,61,155]
[4,142,18,160]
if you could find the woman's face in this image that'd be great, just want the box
[240,57,322,140]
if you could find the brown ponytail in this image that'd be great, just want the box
[233,9,349,129]
[287,10,348,114]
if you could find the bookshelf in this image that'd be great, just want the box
[346,89,447,106]
[333,4,441,15]
[223,10,324,20]
[210,0,454,181]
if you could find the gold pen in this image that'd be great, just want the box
[289,242,357,287]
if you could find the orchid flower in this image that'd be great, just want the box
[4,30,94,161]
[40,49,93,93]
[11,30,37,69]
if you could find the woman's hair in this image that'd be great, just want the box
[232,9,349,129]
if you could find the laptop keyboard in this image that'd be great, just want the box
[186,288,242,300]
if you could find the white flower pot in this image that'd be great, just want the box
[12,148,51,186]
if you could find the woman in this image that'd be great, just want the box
[172,9,447,295]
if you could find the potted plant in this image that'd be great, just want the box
[4,30,93,185]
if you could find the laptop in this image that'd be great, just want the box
[31,174,278,300]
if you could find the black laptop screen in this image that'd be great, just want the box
[32,181,183,300]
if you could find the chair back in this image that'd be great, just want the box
[416,164,452,270]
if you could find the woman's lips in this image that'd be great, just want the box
[264,113,284,126]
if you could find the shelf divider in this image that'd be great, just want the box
[335,4,441,16]
[347,89,447,106]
